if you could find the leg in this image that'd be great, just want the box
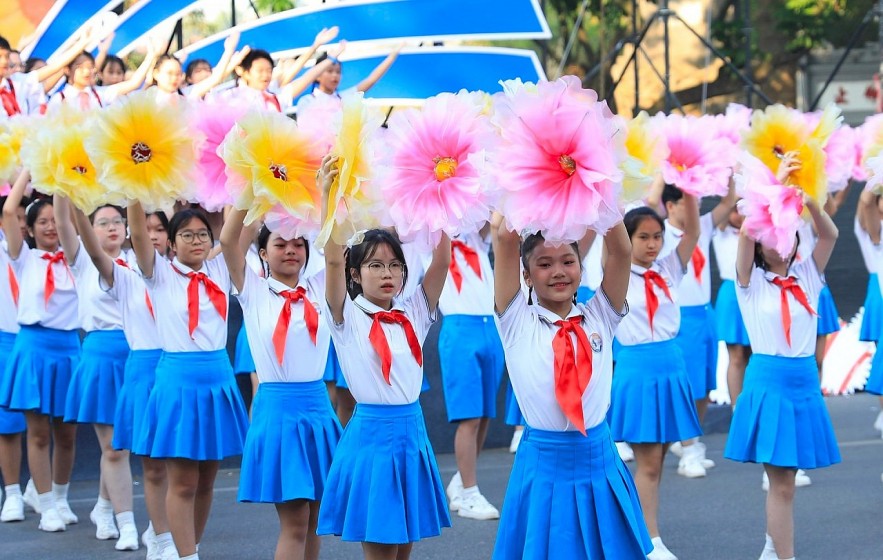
[475,418,490,460]
[727,344,751,407]
[249,373,259,418]
[324,382,338,411]
[165,459,200,557]
[764,465,796,559]
[631,443,666,538]
[694,396,710,425]
[0,433,22,488]
[362,542,402,560]
[395,543,413,560]
[304,501,321,560]
[454,418,481,488]
[194,460,219,545]
[815,335,826,383]
[93,425,133,513]
[24,413,52,493]
[335,388,357,427]
[49,418,77,485]
[274,499,311,560]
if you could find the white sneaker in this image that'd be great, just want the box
[648,536,678,560]
[116,524,140,551]
[874,410,883,434]
[762,470,812,491]
[669,441,684,458]
[157,541,180,560]
[446,472,463,512]
[38,508,66,532]
[615,441,634,462]
[456,491,500,520]
[91,508,119,540]
[693,441,716,469]
[509,429,523,453]
[55,499,78,525]
[677,455,707,479]
[23,480,40,513]
[143,525,157,557]
[1,494,24,522]
[758,534,777,560]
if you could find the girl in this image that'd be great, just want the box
[54,197,138,550]
[491,213,651,559]
[607,198,703,560]
[98,55,126,86]
[128,201,250,560]
[152,32,244,102]
[856,190,883,432]
[221,209,341,560]
[724,152,840,560]
[49,45,157,110]
[315,155,452,560]
[0,171,79,532]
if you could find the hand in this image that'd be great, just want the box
[393,42,406,54]
[318,154,340,196]
[223,30,240,53]
[229,46,251,70]
[98,31,115,53]
[775,150,801,184]
[313,26,339,47]
[330,40,347,59]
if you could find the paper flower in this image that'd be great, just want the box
[84,91,199,211]
[0,115,30,182]
[866,154,883,193]
[620,111,668,202]
[823,125,855,193]
[376,90,498,248]
[220,110,323,226]
[20,105,126,213]
[189,99,247,212]
[734,153,804,258]
[656,113,734,196]
[296,95,340,155]
[713,103,752,151]
[489,76,625,242]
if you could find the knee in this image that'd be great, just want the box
[168,475,198,500]
[103,448,129,464]
[458,419,480,434]
[28,428,51,449]
[52,429,77,451]
[143,463,166,486]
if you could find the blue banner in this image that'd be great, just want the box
[110,0,201,56]
[179,0,550,65]
[24,0,123,61]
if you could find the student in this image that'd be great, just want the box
[49,44,157,110]
[856,190,883,435]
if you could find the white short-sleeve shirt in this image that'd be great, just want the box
[435,232,495,317]
[48,84,116,110]
[70,242,126,332]
[143,255,231,352]
[498,289,626,432]
[7,242,79,330]
[712,224,739,282]
[0,73,44,117]
[616,251,685,345]
[854,218,880,274]
[102,261,161,351]
[213,83,285,113]
[736,260,824,357]
[0,241,21,334]
[661,213,713,306]
[324,290,438,404]
[237,268,331,383]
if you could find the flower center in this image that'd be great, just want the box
[131,142,152,164]
[269,163,288,181]
[675,162,687,172]
[71,165,87,175]
[433,156,457,182]
[773,145,785,158]
[558,154,576,176]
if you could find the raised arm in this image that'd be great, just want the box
[577,229,597,261]
[93,33,114,80]
[421,233,451,312]
[277,27,339,86]
[106,43,157,98]
[858,190,882,244]
[128,201,156,278]
[32,31,94,84]
[824,184,851,217]
[190,31,240,99]
[710,181,737,228]
[599,222,630,311]
[220,208,248,292]
[492,212,522,314]
[807,197,838,274]
[281,59,332,101]
[355,45,402,93]
[72,205,114,286]
[674,193,700,269]
[735,229,755,287]
[2,170,29,259]
[53,195,80,264]
[318,154,346,323]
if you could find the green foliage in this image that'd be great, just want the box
[253,0,295,14]
[773,0,847,52]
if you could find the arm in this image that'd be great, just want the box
[190,31,241,99]
[32,31,94,84]
[492,212,522,314]
[281,59,332,101]
[219,208,248,293]
[577,229,596,261]
[277,27,339,86]
[319,154,346,323]
[128,201,156,278]
[643,174,665,213]
[808,197,838,274]
[710,181,737,228]
[105,43,157,98]
[72,206,114,286]
[420,233,451,312]
[355,45,402,93]
[1,171,29,259]
[824,183,851,217]
[599,222,630,311]
[53,195,80,265]
[93,32,114,79]
[858,189,882,244]
[674,193,700,269]
[735,229,755,287]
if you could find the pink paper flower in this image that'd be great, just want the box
[656,113,734,197]
[489,76,625,242]
[296,95,340,155]
[190,99,247,211]
[263,205,318,241]
[713,103,752,150]
[375,90,498,248]
[734,153,804,258]
[823,125,855,193]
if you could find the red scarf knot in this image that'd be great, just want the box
[272,286,319,364]
[552,315,594,435]
[771,276,817,347]
[368,309,423,385]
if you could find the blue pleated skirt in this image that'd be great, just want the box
[715,280,750,346]
[112,349,162,451]
[504,379,525,426]
[860,274,882,343]
[0,332,26,434]
[233,322,256,375]
[724,354,841,469]
[493,424,652,560]
[439,315,504,422]
[674,305,718,399]
[239,381,342,503]
[323,340,346,386]
[64,330,130,424]
[0,325,80,417]
[608,339,702,444]
[317,401,451,544]
[867,347,883,395]
[816,284,840,336]
[135,350,249,460]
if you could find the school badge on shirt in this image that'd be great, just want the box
[590,332,603,353]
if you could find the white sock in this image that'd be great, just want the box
[5,484,21,497]
[95,496,113,513]
[115,510,135,529]
[460,485,479,499]
[179,555,199,560]
[52,482,69,500]
[154,532,173,546]
[37,491,56,513]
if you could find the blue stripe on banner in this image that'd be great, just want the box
[110,0,201,57]
[25,0,123,61]
[177,0,550,66]
[291,47,546,110]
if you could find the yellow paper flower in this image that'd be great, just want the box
[0,115,30,182]
[808,103,841,146]
[317,93,382,248]
[220,111,323,225]
[84,91,198,211]
[620,111,668,202]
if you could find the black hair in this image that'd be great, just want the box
[24,57,45,73]
[88,204,125,224]
[0,36,10,52]
[148,210,169,231]
[184,58,211,83]
[153,54,181,72]
[754,232,801,272]
[67,51,95,72]
[0,195,28,211]
[240,49,274,72]
[101,54,126,74]
[624,206,665,239]
[25,197,52,230]
[168,208,214,247]
[256,225,310,278]
[661,183,684,208]
[344,229,409,299]
[520,232,581,305]
[311,52,340,90]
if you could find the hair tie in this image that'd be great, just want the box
[346,230,367,248]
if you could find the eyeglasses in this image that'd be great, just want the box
[94,218,126,229]
[176,230,211,244]
[362,261,405,276]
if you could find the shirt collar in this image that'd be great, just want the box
[267,275,306,295]
[762,267,801,283]
[171,257,197,275]
[534,302,583,324]
[665,219,684,238]
[354,293,404,314]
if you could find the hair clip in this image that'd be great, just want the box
[346,230,367,248]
